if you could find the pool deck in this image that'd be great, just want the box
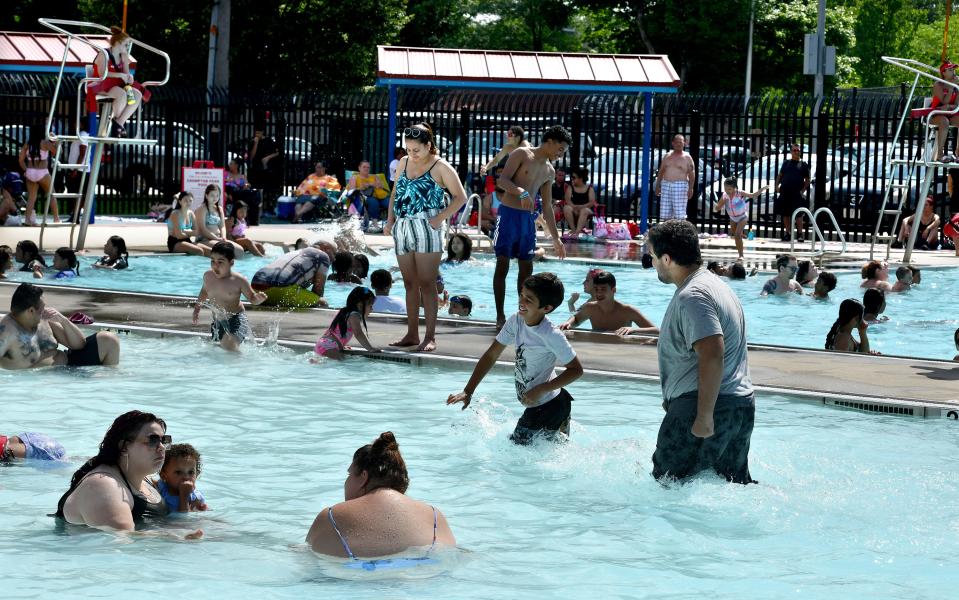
[3,281,957,417]
[3,220,959,270]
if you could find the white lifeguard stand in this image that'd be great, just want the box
[35,19,170,251]
[870,57,959,262]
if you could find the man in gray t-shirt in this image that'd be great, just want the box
[648,220,756,484]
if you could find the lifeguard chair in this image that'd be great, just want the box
[34,19,170,251]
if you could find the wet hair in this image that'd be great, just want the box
[0,248,11,272]
[331,251,355,281]
[329,286,375,338]
[572,167,590,183]
[542,125,573,146]
[817,271,837,292]
[229,200,249,222]
[895,265,912,281]
[446,233,473,261]
[58,411,167,510]
[15,240,45,267]
[294,237,309,250]
[724,177,739,188]
[862,260,885,280]
[161,443,202,479]
[450,294,472,315]
[825,299,864,350]
[203,184,221,213]
[862,288,885,315]
[706,260,722,274]
[592,270,616,288]
[954,327,959,348]
[796,260,814,284]
[729,263,747,279]
[407,122,439,155]
[106,235,129,263]
[647,220,702,267]
[641,253,654,269]
[907,265,921,282]
[775,254,796,272]
[55,247,80,277]
[211,241,235,261]
[370,268,392,291]
[108,25,131,47]
[522,272,564,312]
[351,432,409,494]
[508,125,525,141]
[351,254,369,279]
[10,282,43,314]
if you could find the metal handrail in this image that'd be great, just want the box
[789,206,846,258]
[880,57,959,124]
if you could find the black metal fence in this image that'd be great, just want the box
[2,73,954,242]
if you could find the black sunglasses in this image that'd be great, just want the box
[142,434,172,450]
[403,127,426,140]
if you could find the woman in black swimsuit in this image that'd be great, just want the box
[562,167,597,238]
[56,411,199,537]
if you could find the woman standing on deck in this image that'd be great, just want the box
[384,123,467,352]
[18,125,59,226]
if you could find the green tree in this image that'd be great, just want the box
[399,0,475,48]
[852,0,921,87]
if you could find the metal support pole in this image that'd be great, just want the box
[570,107,582,172]
[458,107,470,184]
[387,84,398,166]
[815,0,826,97]
[76,142,106,251]
[640,92,653,232]
[745,0,755,111]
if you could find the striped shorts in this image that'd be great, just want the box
[659,180,689,221]
[393,212,445,256]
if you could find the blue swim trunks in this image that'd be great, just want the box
[493,204,537,260]
[19,432,66,461]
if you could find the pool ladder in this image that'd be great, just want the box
[788,206,847,261]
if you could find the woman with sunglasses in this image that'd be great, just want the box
[384,123,468,352]
[55,410,201,537]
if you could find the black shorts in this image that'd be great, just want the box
[651,394,756,484]
[510,388,573,445]
[66,333,102,367]
[774,191,804,217]
[211,312,251,343]
[167,236,189,253]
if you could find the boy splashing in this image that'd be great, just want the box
[193,242,267,351]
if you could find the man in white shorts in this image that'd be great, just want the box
[655,134,696,221]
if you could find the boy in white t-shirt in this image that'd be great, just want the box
[370,268,406,314]
[447,273,583,443]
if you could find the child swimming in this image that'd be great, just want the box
[448,294,473,317]
[33,247,79,279]
[328,251,362,284]
[567,268,602,312]
[91,235,129,270]
[157,443,208,512]
[0,431,65,461]
[192,241,267,351]
[314,286,379,360]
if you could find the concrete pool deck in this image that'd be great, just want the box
[3,282,957,417]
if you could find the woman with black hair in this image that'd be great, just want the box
[825,299,874,354]
[306,432,455,561]
[18,124,59,226]
[55,411,200,538]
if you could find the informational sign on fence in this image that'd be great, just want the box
[182,163,226,210]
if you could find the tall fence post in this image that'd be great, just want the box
[163,103,176,196]
[458,107,470,184]
[570,106,582,172]
[688,109,702,224]
[352,103,365,168]
[276,115,288,188]
[814,104,829,211]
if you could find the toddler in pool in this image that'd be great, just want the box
[157,443,208,512]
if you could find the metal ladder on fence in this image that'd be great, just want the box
[35,18,170,251]
[789,206,847,260]
[869,57,959,263]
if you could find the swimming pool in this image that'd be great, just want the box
[3,334,957,597]
[6,251,958,360]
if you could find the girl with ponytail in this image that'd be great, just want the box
[306,432,456,562]
[825,299,872,353]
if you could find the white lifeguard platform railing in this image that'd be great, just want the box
[871,57,959,263]
[35,19,170,251]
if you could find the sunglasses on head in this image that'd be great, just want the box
[403,127,426,139]
[142,434,172,450]
[449,295,467,304]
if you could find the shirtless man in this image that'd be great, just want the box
[0,283,120,369]
[931,61,959,161]
[655,134,696,221]
[493,125,570,328]
[760,254,803,296]
[559,271,659,334]
[192,241,267,351]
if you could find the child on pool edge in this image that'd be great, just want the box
[313,286,379,360]
[157,443,208,512]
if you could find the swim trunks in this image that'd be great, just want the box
[18,432,66,460]
[493,204,537,261]
[66,333,103,366]
[651,393,756,484]
[510,388,574,445]
[210,312,252,344]
[659,180,688,221]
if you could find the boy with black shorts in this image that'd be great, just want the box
[447,273,583,444]
[193,242,267,351]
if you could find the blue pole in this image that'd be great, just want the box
[640,92,653,233]
[387,84,398,168]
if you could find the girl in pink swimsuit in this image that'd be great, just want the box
[18,126,60,225]
[314,287,378,360]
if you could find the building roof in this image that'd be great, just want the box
[0,31,135,74]
[377,46,680,94]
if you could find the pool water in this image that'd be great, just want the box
[6,251,958,360]
[2,334,957,597]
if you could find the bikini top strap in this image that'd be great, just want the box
[429,505,437,551]
[327,507,356,559]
